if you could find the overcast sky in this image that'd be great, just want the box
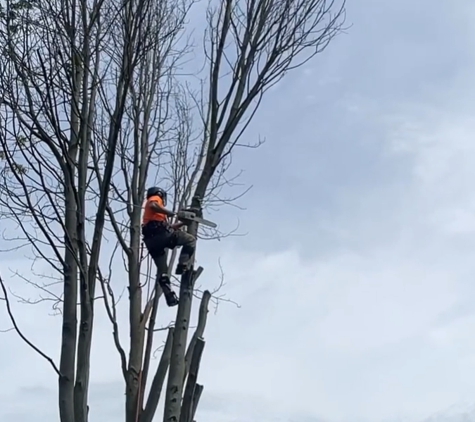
[2,1,475,422]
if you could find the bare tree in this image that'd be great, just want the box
[162,1,346,421]
[0,0,198,420]
[0,0,345,422]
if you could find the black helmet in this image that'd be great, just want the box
[146,187,167,205]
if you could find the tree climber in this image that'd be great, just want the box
[141,187,196,307]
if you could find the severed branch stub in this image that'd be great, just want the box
[184,290,211,380]
[190,384,204,422]
[180,337,205,422]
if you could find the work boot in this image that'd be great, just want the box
[157,275,179,307]
[164,291,179,307]
[175,263,188,275]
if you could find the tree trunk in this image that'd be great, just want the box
[126,216,147,422]
[59,175,79,422]
[163,195,206,422]
[163,244,198,422]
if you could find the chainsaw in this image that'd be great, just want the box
[176,209,217,228]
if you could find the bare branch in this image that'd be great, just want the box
[98,268,128,379]
[0,274,60,375]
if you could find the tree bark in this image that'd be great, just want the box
[184,291,210,381]
[59,173,79,422]
[190,384,203,422]
[163,268,196,422]
[180,338,205,422]
[141,327,175,422]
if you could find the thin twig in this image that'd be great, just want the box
[0,275,60,375]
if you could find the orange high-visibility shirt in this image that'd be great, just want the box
[142,195,167,225]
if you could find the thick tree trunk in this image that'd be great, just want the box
[126,259,145,422]
[59,177,79,422]
[163,255,197,422]
[74,307,93,422]
[126,217,146,422]
[163,190,209,422]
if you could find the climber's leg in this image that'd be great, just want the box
[143,232,178,307]
[167,230,196,275]
[148,250,178,307]
[149,246,169,276]
[142,222,170,271]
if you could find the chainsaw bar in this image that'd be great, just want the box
[176,210,217,228]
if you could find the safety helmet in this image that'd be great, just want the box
[146,186,167,205]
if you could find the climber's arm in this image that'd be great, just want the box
[149,200,175,217]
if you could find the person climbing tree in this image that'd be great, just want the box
[141,186,196,307]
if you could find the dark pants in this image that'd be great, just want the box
[142,221,196,276]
